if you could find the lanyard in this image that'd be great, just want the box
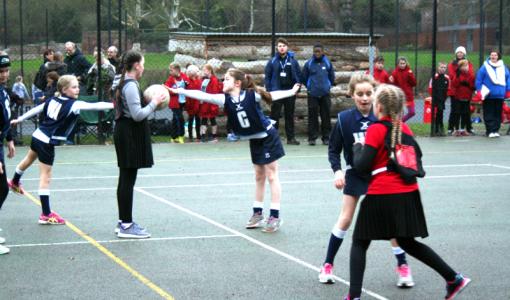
[279,56,289,71]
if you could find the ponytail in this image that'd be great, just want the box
[243,74,272,104]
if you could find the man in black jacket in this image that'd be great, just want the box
[64,41,91,93]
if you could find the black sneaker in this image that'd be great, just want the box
[308,140,316,146]
[445,274,471,300]
[287,139,300,145]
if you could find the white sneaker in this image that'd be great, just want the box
[494,132,501,137]
[0,244,9,255]
[396,264,415,287]
[318,263,335,284]
[0,236,5,244]
[488,132,497,138]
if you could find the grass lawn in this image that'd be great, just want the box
[380,50,481,70]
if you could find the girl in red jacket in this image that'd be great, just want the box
[390,57,417,122]
[199,64,222,142]
[185,65,202,142]
[366,56,390,84]
[164,63,189,143]
[451,59,475,136]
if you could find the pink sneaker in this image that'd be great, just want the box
[318,263,335,284]
[8,180,24,195]
[39,212,66,225]
[396,264,415,287]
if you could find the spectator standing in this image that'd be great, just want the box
[447,46,475,135]
[473,50,510,138]
[428,62,450,136]
[86,50,116,98]
[367,56,390,84]
[302,44,335,146]
[265,37,302,145]
[12,76,30,102]
[389,57,417,122]
[164,63,189,144]
[64,41,91,94]
[107,46,121,74]
[185,65,202,142]
[33,49,55,104]
[451,60,475,136]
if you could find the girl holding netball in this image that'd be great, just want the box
[168,68,300,233]
[8,75,113,225]
[345,84,470,300]
[320,74,414,288]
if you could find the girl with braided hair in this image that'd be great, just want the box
[168,68,300,233]
[344,84,470,300]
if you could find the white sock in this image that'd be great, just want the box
[15,168,24,175]
[331,227,347,239]
[270,202,280,211]
[252,201,263,209]
[392,246,405,255]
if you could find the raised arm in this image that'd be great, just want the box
[166,87,226,107]
[72,101,114,113]
[12,103,44,123]
[270,84,301,102]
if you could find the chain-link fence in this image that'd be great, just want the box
[2,0,509,144]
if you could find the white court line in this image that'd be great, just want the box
[6,149,509,166]
[7,234,238,248]
[487,163,510,170]
[25,172,510,193]
[135,187,389,300]
[19,163,493,181]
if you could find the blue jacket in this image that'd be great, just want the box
[264,51,301,91]
[302,55,335,97]
[475,59,510,99]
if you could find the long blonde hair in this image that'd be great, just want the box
[55,75,78,97]
[374,84,405,148]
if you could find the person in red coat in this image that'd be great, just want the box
[366,56,390,84]
[185,65,202,142]
[451,59,475,136]
[164,63,189,143]
[390,57,417,122]
[447,46,475,135]
[199,64,222,142]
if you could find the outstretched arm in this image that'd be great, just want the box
[11,103,45,124]
[72,101,114,113]
[270,84,301,102]
[166,87,226,107]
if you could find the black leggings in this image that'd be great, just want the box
[349,237,457,298]
[201,117,217,126]
[117,168,138,223]
[0,161,8,209]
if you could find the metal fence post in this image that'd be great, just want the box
[108,0,112,46]
[19,0,23,77]
[369,0,374,76]
[499,0,503,54]
[97,0,104,144]
[118,0,122,54]
[45,8,49,49]
[431,0,438,137]
[304,0,308,33]
[479,0,484,67]
[271,0,275,57]
[395,0,400,65]
[3,0,7,49]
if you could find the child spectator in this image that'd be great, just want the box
[451,59,475,136]
[428,62,450,136]
[185,65,202,142]
[164,63,189,144]
[367,56,390,84]
[199,64,222,142]
[390,57,417,122]
[42,71,59,102]
[12,76,30,102]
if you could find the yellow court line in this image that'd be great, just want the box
[23,191,174,300]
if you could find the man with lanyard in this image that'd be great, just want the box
[265,37,302,145]
[0,52,16,255]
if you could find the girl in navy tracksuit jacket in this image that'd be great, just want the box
[319,74,414,288]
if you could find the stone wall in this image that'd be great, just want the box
[169,33,381,136]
